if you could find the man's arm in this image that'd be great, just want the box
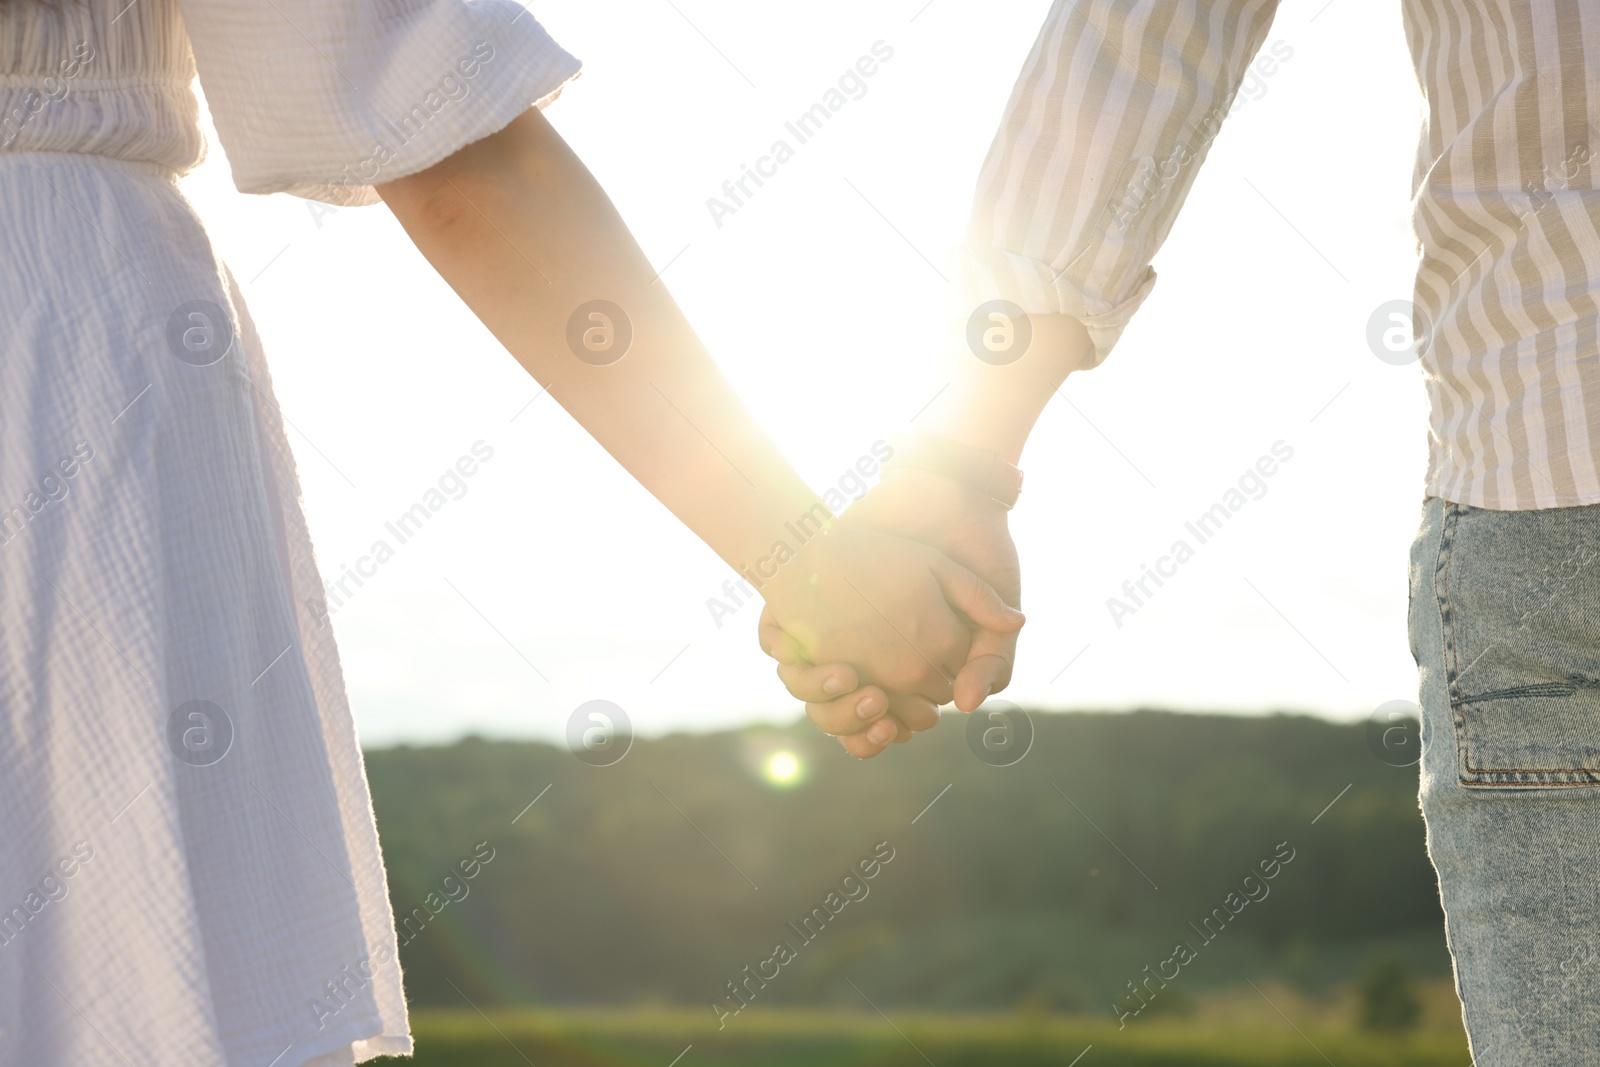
[959,0,1288,365]
[768,0,1289,756]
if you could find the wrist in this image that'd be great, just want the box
[873,464,1008,515]
[728,493,837,596]
[919,310,1096,463]
[883,434,1023,510]
[754,520,853,615]
[918,393,1037,464]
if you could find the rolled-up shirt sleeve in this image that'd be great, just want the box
[961,0,1284,365]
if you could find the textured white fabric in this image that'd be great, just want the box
[0,1,578,1065]
[964,0,1600,511]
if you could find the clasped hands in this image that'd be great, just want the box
[756,465,1023,758]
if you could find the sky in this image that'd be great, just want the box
[177,0,1429,747]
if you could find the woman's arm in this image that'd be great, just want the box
[376,106,815,577]
[374,107,1022,704]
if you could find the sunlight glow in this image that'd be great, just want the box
[763,750,802,786]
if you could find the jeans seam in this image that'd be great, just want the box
[1437,501,1469,782]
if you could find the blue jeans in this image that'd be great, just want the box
[1411,497,1600,1063]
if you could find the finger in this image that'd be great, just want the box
[804,686,890,737]
[839,703,931,754]
[757,605,809,665]
[777,660,861,703]
[837,713,900,758]
[888,693,940,734]
[953,653,1011,714]
[907,667,956,709]
[928,554,1025,634]
[953,629,1019,713]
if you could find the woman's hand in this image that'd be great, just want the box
[757,524,1023,716]
[761,468,1023,757]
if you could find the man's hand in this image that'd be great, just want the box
[760,467,1023,757]
[758,523,1023,709]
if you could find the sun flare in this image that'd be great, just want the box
[763,750,802,786]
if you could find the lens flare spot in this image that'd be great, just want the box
[764,750,801,786]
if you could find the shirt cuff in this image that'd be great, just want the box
[957,247,1157,368]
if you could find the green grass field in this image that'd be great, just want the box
[374,1007,1473,1067]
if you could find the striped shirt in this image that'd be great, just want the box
[961,0,1600,510]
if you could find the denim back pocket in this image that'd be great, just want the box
[1435,502,1600,787]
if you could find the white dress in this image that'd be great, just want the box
[0,1,577,1064]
